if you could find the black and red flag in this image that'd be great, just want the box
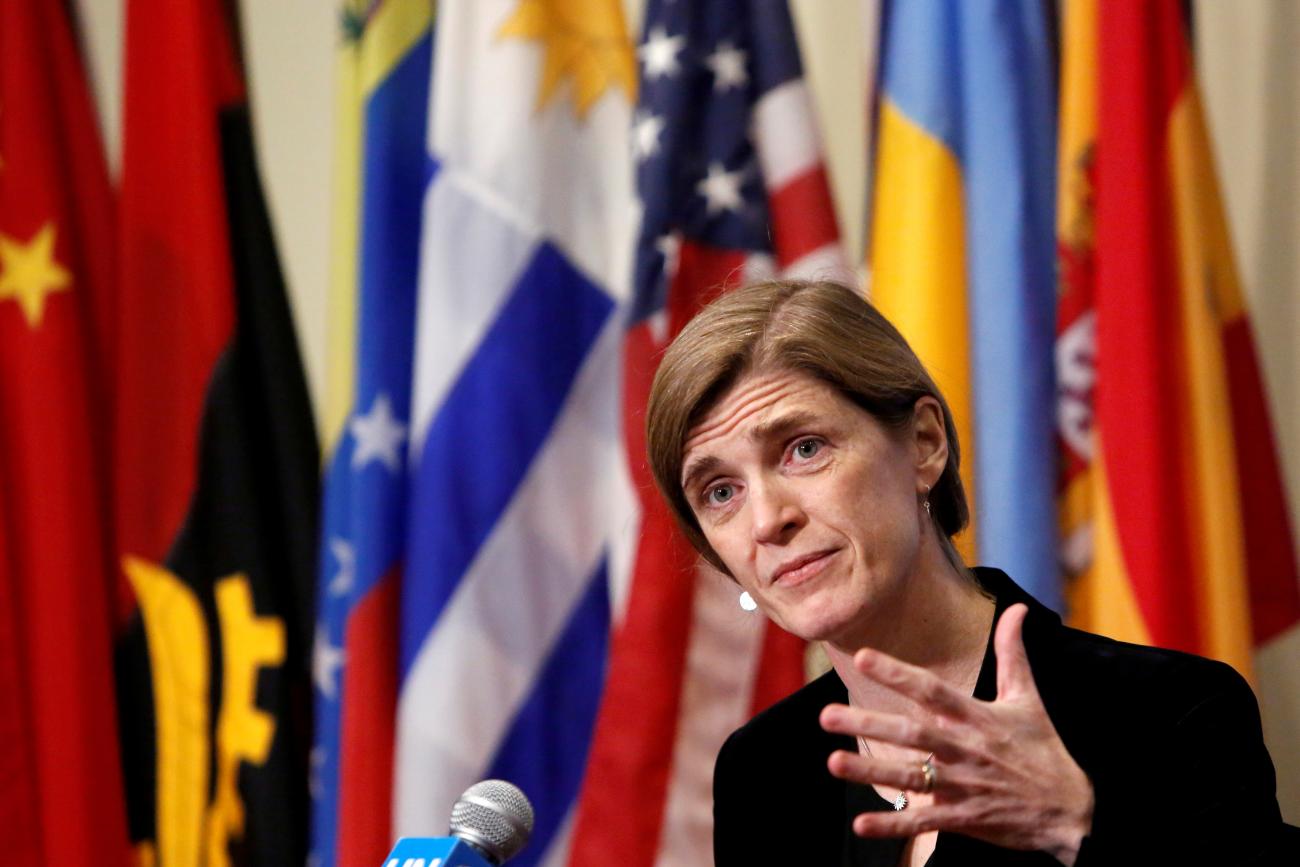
[112,0,319,864]
[0,1,131,864]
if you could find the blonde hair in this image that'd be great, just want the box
[645,279,968,575]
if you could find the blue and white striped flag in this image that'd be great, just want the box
[391,1,639,864]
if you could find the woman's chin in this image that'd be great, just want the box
[774,598,865,647]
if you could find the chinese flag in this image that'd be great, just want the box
[0,1,131,865]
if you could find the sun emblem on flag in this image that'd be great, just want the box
[498,0,637,118]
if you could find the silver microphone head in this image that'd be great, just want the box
[449,779,535,865]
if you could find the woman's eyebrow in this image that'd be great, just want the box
[681,455,722,492]
[681,410,823,490]
[749,410,819,444]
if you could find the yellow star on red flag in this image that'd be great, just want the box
[0,222,72,328]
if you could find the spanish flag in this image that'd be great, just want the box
[1057,0,1300,778]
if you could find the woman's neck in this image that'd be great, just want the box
[824,544,995,715]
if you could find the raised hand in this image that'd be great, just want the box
[819,604,1095,866]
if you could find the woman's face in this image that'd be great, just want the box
[680,368,931,647]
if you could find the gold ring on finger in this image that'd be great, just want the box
[919,754,937,794]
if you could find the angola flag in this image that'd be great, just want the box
[1056,0,1300,792]
[113,0,320,864]
[0,2,131,864]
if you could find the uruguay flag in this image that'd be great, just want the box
[391,2,639,865]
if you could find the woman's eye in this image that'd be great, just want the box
[706,484,734,506]
[792,438,822,460]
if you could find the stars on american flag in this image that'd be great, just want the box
[655,232,681,274]
[697,162,745,214]
[705,41,748,91]
[632,110,666,161]
[638,26,685,80]
[630,3,767,324]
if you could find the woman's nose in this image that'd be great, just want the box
[750,479,805,544]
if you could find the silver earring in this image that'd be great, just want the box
[739,591,758,611]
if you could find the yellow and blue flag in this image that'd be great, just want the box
[869,0,1060,607]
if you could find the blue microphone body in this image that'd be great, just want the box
[381,836,494,867]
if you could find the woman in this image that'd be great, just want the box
[644,279,1291,865]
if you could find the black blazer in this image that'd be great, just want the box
[714,568,1296,865]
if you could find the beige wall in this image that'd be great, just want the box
[72,0,335,416]
[1195,0,1300,821]
[74,0,1300,822]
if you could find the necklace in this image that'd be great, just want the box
[856,737,929,811]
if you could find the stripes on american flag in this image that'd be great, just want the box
[569,1,847,863]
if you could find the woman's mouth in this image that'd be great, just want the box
[770,549,839,587]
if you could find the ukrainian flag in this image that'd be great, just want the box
[868,0,1060,607]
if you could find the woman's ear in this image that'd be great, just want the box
[911,396,949,491]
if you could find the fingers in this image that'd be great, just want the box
[852,804,961,839]
[993,603,1037,701]
[820,704,961,760]
[826,748,934,794]
[852,646,975,720]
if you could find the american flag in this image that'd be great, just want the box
[630,0,846,319]
[568,1,848,863]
